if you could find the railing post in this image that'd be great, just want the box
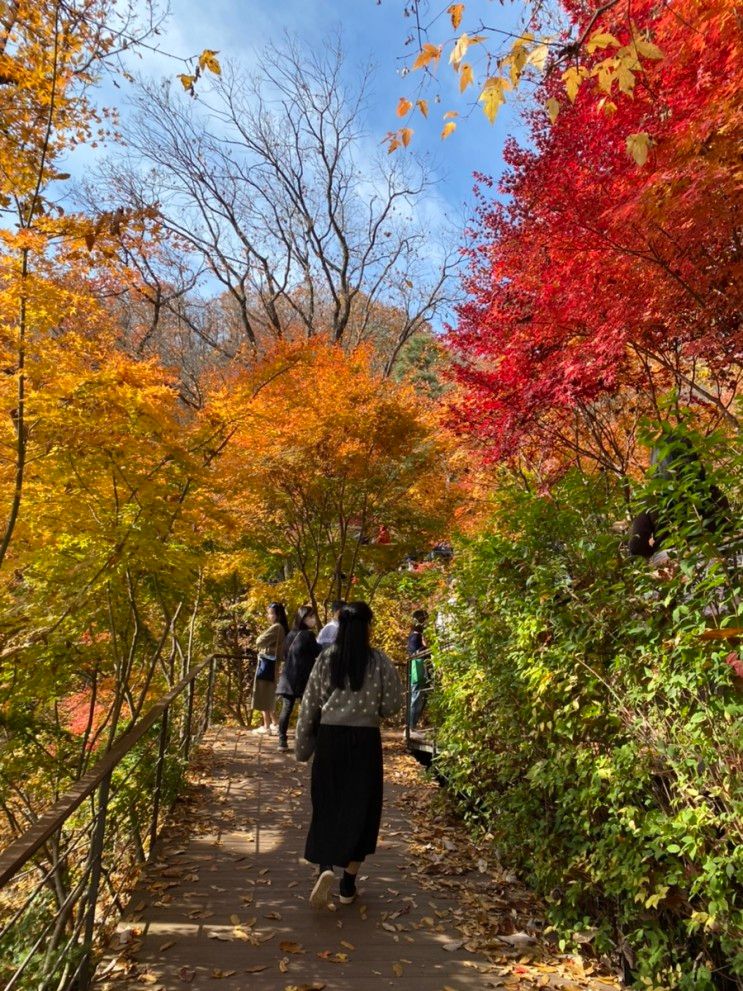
[183,676,195,761]
[405,653,412,749]
[78,771,112,991]
[149,708,169,858]
[203,655,217,736]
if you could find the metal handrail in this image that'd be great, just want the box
[0,654,218,991]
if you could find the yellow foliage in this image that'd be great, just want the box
[448,3,465,30]
[479,76,511,124]
[459,63,474,92]
[198,49,222,75]
[413,43,443,71]
[626,131,653,166]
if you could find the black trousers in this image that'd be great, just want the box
[277,694,296,743]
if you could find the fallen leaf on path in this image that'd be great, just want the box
[499,932,536,946]
[244,965,267,974]
[158,941,176,951]
[392,963,404,976]
[178,967,195,983]
[316,951,348,964]
[280,941,305,954]
[279,957,289,974]
[442,940,465,952]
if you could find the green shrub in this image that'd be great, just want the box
[433,434,742,988]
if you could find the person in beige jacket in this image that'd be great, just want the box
[252,602,288,734]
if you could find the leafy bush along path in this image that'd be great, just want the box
[94,728,619,991]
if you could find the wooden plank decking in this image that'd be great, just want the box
[94,728,617,991]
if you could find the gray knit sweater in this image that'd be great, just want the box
[295,648,403,762]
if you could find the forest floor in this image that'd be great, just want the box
[93,726,621,991]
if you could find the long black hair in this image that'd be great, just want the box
[329,601,373,692]
[269,602,289,634]
[291,605,315,632]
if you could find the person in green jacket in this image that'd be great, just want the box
[407,609,431,729]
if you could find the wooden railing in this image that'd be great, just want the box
[0,656,219,991]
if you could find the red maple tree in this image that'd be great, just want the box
[448,0,742,474]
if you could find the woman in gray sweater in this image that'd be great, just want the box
[295,601,402,908]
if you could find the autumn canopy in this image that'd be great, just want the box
[0,0,741,987]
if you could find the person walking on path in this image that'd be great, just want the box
[252,602,288,735]
[408,609,432,730]
[295,601,403,908]
[316,599,345,648]
[276,605,321,752]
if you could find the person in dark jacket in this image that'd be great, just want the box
[276,605,321,752]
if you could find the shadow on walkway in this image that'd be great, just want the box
[94,727,616,991]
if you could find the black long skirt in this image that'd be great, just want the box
[304,724,383,867]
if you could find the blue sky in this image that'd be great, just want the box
[99,0,530,225]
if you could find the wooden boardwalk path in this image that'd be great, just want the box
[95,728,618,991]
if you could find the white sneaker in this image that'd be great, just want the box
[268,724,278,736]
[252,725,269,734]
[309,870,334,909]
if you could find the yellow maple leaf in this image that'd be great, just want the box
[546,97,560,123]
[626,131,652,165]
[448,3,465,29]
[397,97,413,117]
[441,121,457,139]
[528,43,550,71]
[562,65,587,102]
[586,31,621,54]
[616,60,636,95]
[449,32,473,70]
[413,43,443,71]
[507,47,529,86]
[178,74,195,91]
[198,49,221,75]
[479,76,511,124]
[593,58,616,94]
[459,63,474,92]
[634,34,664,60]
[598,97,618,115]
